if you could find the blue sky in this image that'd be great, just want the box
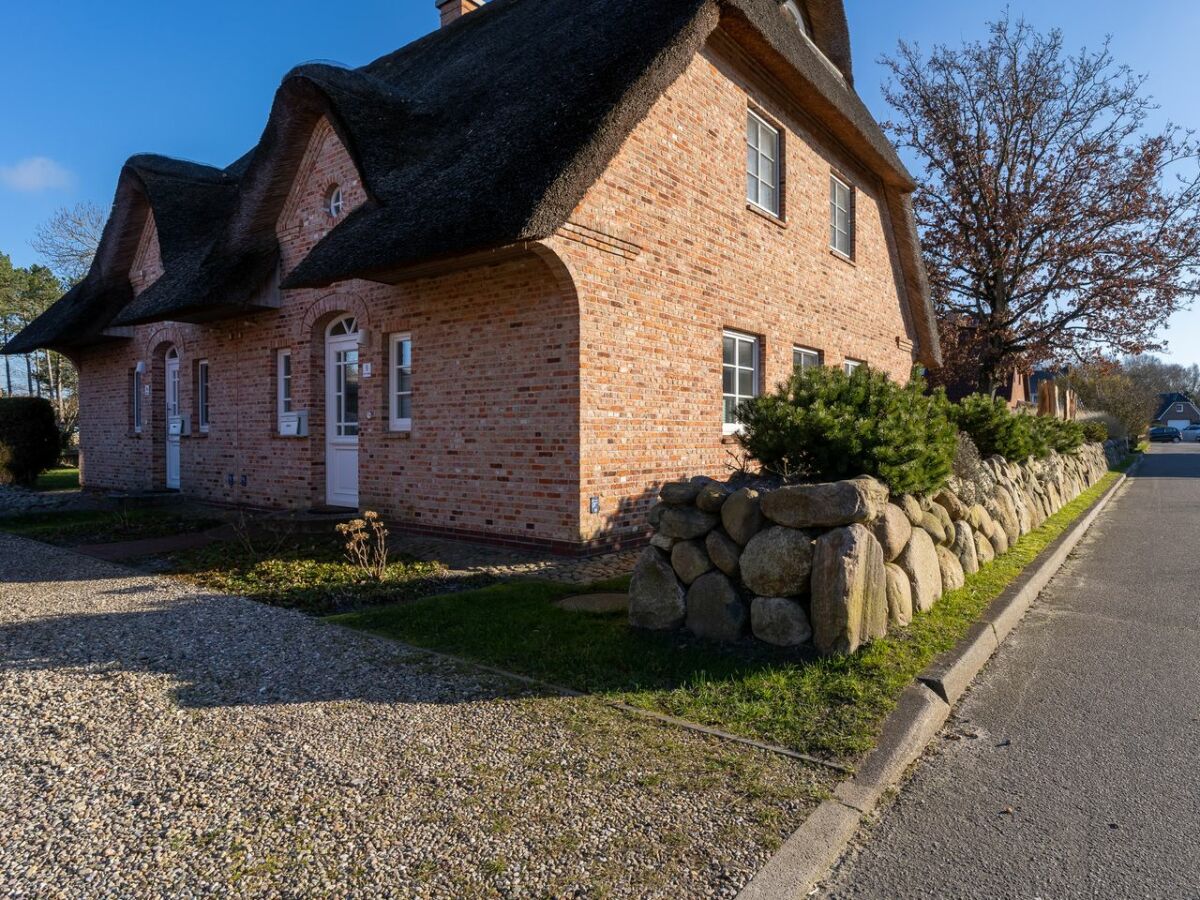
[2,0,1198,362]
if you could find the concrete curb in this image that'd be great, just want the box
[737,464,1133,900]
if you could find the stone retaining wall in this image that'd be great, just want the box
[629,441,1123,656]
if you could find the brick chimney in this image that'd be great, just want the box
[437,0,482,28]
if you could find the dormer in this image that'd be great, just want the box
[129,209,163,296]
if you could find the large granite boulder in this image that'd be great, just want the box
[951,521,979,575]
[884,562,913,627]
[670,539,713,586]
[659,481,703,506]
[760,476,889,529]
[974,530,996,565]
[686,572,747,642]
[629,548,685,630]
[721,488,765,546]
[898,494,925,528]
[750,596,812,647]
[740,526,815,597]
[695,482,731,513]
[868,503,913,562]
[658,506,719,541]
[896,528,943,613]
[705,529,741,577]
[809,524,888,656]
[933,489,968,523]
[920,511,948,546]
[936,544,966,592]
[929,502,955,540]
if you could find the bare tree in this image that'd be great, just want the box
[883,15,1200,393]
[30,201,106,287]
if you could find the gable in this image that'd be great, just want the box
[130,209,164,296]
[276,117,367,274]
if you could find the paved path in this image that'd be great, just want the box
[0,534,828,898]
[820,444,1200,899]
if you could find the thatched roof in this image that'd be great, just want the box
[6,0,939,364]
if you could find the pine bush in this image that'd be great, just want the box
[0,397,60,487]
[737,366,957,495]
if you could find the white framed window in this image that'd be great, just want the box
[723,330,760,433]
[830,174,854,258]
[389,333,413,431]
[746,110,781,217]
[197,360,210,433]
[327,185,344,218]
[1176,403,1184,413]
[793,346,822,372]
[277,349,293,427]
[844,359,864,375]
[132,367,143,434]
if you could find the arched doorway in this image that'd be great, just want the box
[325,315,360,508]
[164,346,181,490]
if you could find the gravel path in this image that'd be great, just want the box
[0,533,830,898]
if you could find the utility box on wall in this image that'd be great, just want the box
[168,415,191,437]
[279,411,309,437]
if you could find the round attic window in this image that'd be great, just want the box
[327,185,345,218]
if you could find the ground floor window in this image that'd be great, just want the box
[197,360,210,432]
[132,366,143,433]
[793,346,822,372]
[277,349,292,430]
[723,330,759,433]
[390,333,412,431]
[844,358,864,375]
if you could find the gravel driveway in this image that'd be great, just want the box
[0,533,830,898]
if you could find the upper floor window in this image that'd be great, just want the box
[844,359,864,375]
[197,359,210,433]
[390,333,413,432]
[723,330,760,433]
[794,346,822,372]
[782,0,812,38]
[326,185,344,218]
[830,174,855,258]
[1176,403,1184,413]
[746,111,781,217]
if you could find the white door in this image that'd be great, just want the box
[165,349,181,489]
[325,317,360,508]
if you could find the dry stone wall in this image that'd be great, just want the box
[630,441,1121,656]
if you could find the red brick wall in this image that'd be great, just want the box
[76,119,582,546]
[553,40,920,543]
[75,33,921,553]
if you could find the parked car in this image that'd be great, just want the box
[1149,426,1182,443]
[1181,424,1200,442]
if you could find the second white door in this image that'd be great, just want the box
[325,317,360,508]
[165,349,181,490]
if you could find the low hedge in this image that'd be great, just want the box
[736,365,957,496]
[0,397,61,487]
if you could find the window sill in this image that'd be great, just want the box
[127,431,143,439]
[830,247,856,266]
[746,202,787,228]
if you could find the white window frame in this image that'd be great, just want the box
[389,332,413,432]
[746,110,781,217]
[723,330,760,435]
[197,359,210,433]
[277,349,293,429]
[830,174,855,258]
[844,358,865,375]
[793,346,822,372]
[327,185,344,218]
[1176,403,1184,413]
[132,368,143,434]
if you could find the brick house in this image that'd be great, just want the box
[6,0,939,554]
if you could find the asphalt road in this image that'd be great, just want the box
[820,444,1200,899]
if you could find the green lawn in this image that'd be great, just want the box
[165,538,455,615]
[0,508,219,546]
[332,472,1121,764]
[35,467,80,492]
